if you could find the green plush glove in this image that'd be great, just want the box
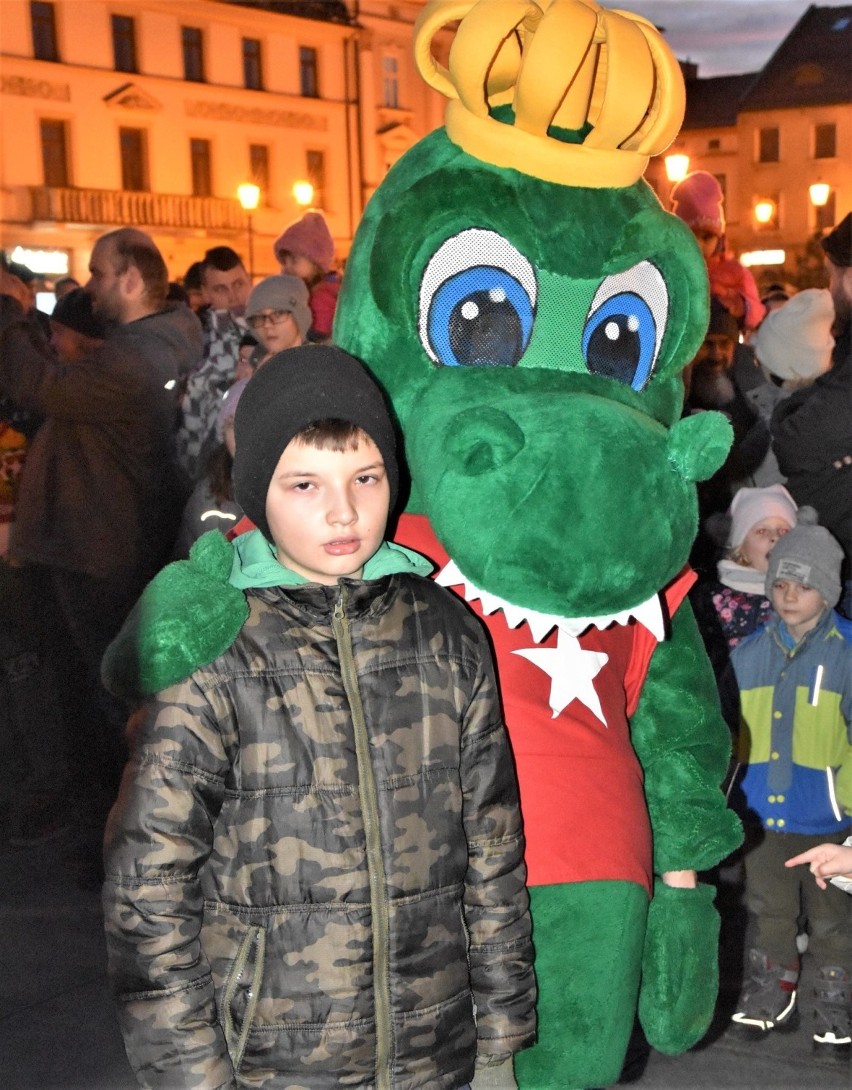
[637,879,720,1055]
[102,531,249,701]
[470,1054,516,1090]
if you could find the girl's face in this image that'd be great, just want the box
[738,516,792,571]
[692,227,720,262]
[279,252,321,285]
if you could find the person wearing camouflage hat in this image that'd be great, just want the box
[102,345,536,1089]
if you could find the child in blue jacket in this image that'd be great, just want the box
[728,508,851,1056]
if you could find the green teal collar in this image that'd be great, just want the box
[229,529,432,589]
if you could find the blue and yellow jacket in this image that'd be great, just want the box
[729,609,852,835]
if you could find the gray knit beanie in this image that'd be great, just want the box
[233,345,399,540]
[245,275,312,341]
[765,507,843,609]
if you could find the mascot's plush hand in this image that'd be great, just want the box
[102,530,247,701]
[638,880,720,1054]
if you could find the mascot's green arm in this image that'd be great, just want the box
[630,603,744,1055]
[102,530,248,701]
[631,601,743,873]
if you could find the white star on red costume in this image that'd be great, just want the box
[514,632,610,724]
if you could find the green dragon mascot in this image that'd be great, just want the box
[332,1,743,1086]
[103,2,743,1085]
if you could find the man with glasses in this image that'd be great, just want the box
[245,274,312,365]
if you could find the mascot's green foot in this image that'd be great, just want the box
[515,882,647,1090]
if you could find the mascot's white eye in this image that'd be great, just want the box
[582,261,669,391]
[418,229,537,367]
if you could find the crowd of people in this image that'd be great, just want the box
[0,197,849,1086]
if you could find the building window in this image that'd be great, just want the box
[708,138,720,151]
[306,149,325,207]
[190,139,212,197]
[382,55,399,108]
[300,46,318,98]
[243,37,263,90]
[182,26,205,83]
[814,123,836,159]
[758,127,780,163]
[120,127,149,192]
[111,14,138,73]
[40,119,68,187]
[31,1,59,62]
[249,144,270,200]
[816,191,836,232]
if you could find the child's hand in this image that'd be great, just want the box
[785,843,852,889]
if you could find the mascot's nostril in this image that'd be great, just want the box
[447,408,525,476]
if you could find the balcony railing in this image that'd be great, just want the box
[29,186,246,230]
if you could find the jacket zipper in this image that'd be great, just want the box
[222,925,265,1071]
[333,587,392,1090]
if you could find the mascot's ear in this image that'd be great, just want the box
[666,411,733,483]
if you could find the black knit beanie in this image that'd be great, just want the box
[233,345,399,540]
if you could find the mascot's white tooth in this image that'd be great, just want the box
[477,589,506,615]
[631,595,666,641]
[501,604,528,630]
[526,614,560,642]
[436,560,464,587]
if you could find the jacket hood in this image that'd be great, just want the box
[116,304,203,385]
[229,528,432,589]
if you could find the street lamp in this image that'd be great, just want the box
[809,182,830,208]
[664,153,690,183]
[754,198,776,226]
[237,182,261,281]
[292,179,314,208]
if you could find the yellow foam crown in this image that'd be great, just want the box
[414,0,685,188]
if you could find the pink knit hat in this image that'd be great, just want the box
[727,484,797,550]
[273,211,334,273]
[671,171,725,236]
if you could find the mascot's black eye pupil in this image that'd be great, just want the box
[585,315,641,385]
[449,290,523,366]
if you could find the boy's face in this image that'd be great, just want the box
[770,578,827,642]
[265,435,390,585]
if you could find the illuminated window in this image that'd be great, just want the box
[40,119,69,187]
[31,1,58,62]
[112,15,137,74]
[190,139,212,197]
[120,127,149,192]
[300,46,318,98]
[243,38,262,90]
[182,26,205,83]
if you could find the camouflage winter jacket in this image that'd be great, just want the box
[103,571,536,1089]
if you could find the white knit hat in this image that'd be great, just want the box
[751,288,835,381]
[727,484,798,550]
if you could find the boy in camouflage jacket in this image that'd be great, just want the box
[102,346,536,1090]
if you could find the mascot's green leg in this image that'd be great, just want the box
[515,881,648,1090]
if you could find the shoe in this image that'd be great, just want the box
[731,948,798,1033]
[813,966,851,1059]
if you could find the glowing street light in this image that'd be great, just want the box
[664,153,690,183]
[809,182,830,207]
[292,179,314,208]
[237,183,261,280]
[754,199,776,226]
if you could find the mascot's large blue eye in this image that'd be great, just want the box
[419,229,537,367]
[582,261,669,391]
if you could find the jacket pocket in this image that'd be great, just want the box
[222,924,266,1072]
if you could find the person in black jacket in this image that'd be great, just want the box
[772,213,852,617]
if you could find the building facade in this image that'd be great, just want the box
[0,0,444,286]
[646,4,852,289]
